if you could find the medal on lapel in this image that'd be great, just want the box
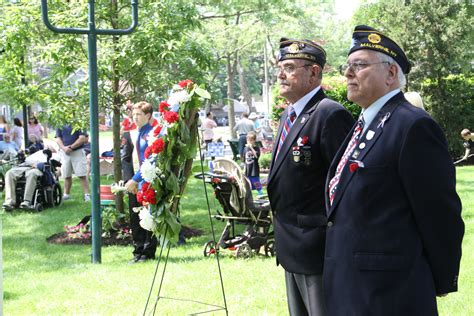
[302,145,312,165]
[293,146,301,162]
[366,130,375,140]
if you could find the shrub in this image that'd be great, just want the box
[259,152,272,169]
[422,74,474,157]
[323,76,361,119]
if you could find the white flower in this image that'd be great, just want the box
[168,90,191,106]
[141,159,160,183]
[139,207,156,231]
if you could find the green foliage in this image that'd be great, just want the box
[259,152,272,169]
[101,206,126,233]
[323,76,361,119]
[422,74,474,157]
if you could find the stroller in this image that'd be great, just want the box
[197,158,274,258]
[4,149,62,212]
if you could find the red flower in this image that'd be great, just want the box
[144,146,153,159]
[178,79,193,89]
[137,182,157,205]
[349,162,359,173]
[151,138,165,154]
[137,191,144,203]
[159,101,170,113]
[349,161,364,173]
[153,125,163,137]
[302,136,309,145]
[163,111,179,124]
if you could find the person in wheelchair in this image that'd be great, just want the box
[2,149,58,210]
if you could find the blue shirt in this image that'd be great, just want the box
[132,123,153,183]
[0,141,18,153]
[55,125,88,149]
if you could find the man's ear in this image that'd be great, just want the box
[387,64,398,85]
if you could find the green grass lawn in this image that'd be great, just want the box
[2,166,473,315]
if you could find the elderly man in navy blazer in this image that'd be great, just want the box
[267,38,354,315]
[324,25,465,315]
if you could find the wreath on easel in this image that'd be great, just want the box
[131,79,210,245]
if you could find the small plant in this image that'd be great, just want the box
[116,227,131,240]
[102,206,126,233]
[259,152,272,170]
[64,223,91,240]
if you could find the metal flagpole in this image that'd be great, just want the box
[40,0,139,263]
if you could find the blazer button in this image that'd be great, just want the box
[327,221,333,227]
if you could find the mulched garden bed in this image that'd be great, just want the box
[47,225,204,246]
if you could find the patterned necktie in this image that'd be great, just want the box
[328,118,365,205]
[275,106,297,158]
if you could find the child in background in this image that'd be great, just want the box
[243,131,263,196]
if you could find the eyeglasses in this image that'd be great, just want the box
[273,64,314,76]
[339,61,390,75]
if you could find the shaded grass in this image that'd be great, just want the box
[2,166,473,315]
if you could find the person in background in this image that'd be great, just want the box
[55,125,90,202]
[0,115,10,141]
[267,37,354,316]
[0,133,19,155]
[404,91,425,110]
[28,115,45,141]
[26,134,44,154]
[460,128,474,161]
[10,118,24,150]
[324,25,464,315]
[233,112,255,159]
[202,111,218,145]
[243,131,263,196]
[124,101,157,263]
[2,149,51,210]
[249,112,264,142]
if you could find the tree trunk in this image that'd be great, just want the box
[237,55,254,113]
[110,0,124,213]
[227,55,237,138]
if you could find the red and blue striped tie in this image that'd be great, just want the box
[328,118,364,205]
[275,106,296,158]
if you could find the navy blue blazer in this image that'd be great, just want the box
[323,92,464,315]
[267,89,354,274]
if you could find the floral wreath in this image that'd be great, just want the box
[134,79,210,245]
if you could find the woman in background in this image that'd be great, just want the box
[28,115,45,140]
[0,115,10,141]
[10,118,24,149]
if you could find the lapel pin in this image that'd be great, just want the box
[366,130,375,140]
[377,112,391,129]
[359,142,366,149]
[352,150,360,159]
[301,117,306,124]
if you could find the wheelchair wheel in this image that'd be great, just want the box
[203,241,217,257]
[0,173,4,191]
[52,184,62,206]
[35,203,43,212]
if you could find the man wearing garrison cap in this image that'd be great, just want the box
[267,38,354,315]
[323,25,464,315]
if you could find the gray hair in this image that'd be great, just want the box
[375,52,406,89]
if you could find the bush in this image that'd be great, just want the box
[422,74,474,157]
[323,76,361,119]
[259,152,272,169]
